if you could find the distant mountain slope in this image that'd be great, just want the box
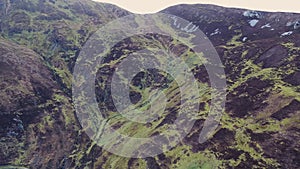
[0,1,299,168]
[0,0,130,91]
[160,4,300,168]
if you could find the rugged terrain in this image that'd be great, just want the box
[0,0,299,168]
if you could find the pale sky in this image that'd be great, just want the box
[94,0,300,14]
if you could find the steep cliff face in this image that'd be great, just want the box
[0,1,299,169]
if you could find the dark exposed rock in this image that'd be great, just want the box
[226,78,272,118]
[145,157,161,169]
[255,45,288,68]
[284,71,300,86]
[271,99,300,120]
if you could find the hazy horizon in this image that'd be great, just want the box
[94,0,300,14]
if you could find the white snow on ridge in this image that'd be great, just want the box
[170,16,199,33]
[249,19,259,27]
[286,21,300,30]
[242,37,248,42]
[261,23,271,29]
[243,11,262,19]
[181,22,199,33]
[171,16,178,26]
[210,28,221,36]
[294,21,300,30]
[286,21,293,27]
[280,31,293,37]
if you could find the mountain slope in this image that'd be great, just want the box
[0,38,78,167]
[0,0,130,91]
[0,1,299,168]
[161,4,300,168]
[0,0,130,168]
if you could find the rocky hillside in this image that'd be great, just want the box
[161,4,300,169]
[0,0,299,168]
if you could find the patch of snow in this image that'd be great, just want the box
[171,16,178,26]
[261,23,271,29]
[280,31,293,37]
[249,19,259,27]
[243,11,249,17]
[242,37,248,42]
[294,21,300,30]
[286,21,300,30]
[286,21,293,27]
[210,28,221,36]
[170,16,199,33]
[270,28,275,31]
[181,22,199,33]
[243,11,262,19]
